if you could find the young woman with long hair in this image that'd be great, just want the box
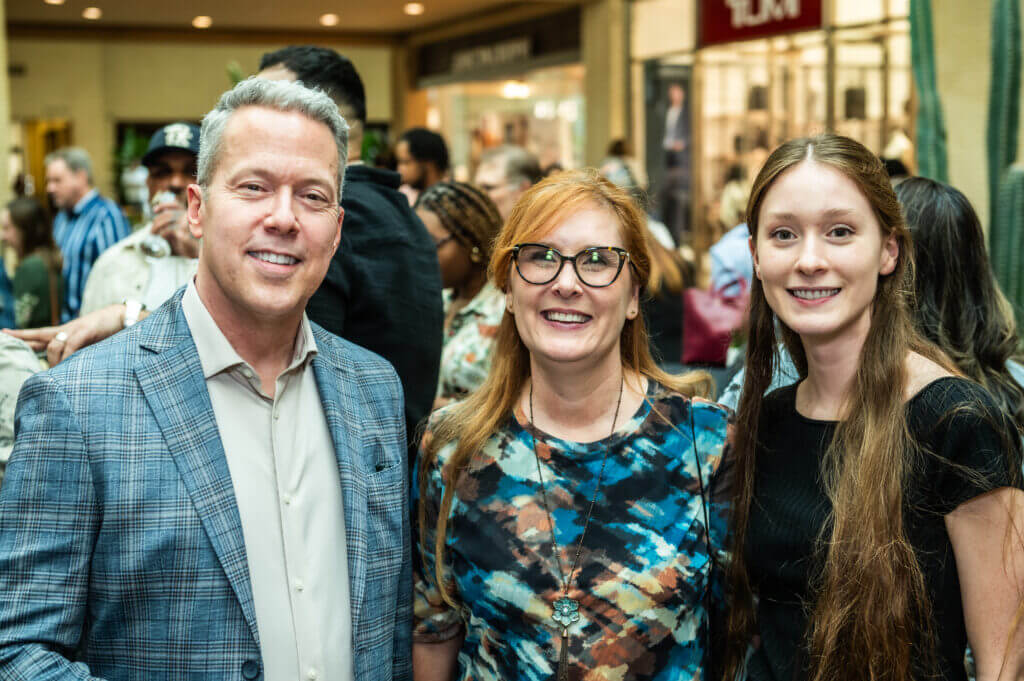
[413,169,730,681]
[1,197,62,328]
[722,134,1024,681]
[895,176,1024,433]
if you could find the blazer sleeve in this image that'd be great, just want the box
[0,371,109,680]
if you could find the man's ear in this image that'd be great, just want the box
[186,184,204,239]
[331,207,345,255]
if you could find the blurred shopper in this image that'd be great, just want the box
[599,139,648,198]
[1,198,61,329]
[722,134,1024,681]
[718,163,749,233]
[660,82,691,244]
[80,122,201,316]
[415,182,504,406]
[896,176,1024,431]
[397,127,449,205]
[261,46,443,453]
[414,169,727,681]
[45,147,130,321]
[473,144,542,220]
[643,235,691,367]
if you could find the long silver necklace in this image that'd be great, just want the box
[529,375,624,681]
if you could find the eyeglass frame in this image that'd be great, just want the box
[511,242,634,288]
[433,233,456,250]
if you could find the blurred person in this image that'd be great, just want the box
[0,77,412,680]
[397,127,449,204]
[475,144,542,221]
[79,122,201,316]
[415,182,504,407]
[45,146,130,321]
[896,176,1024,431]
[642,233,691,367]
[660,82,691,243]
[0,333,41,489]
[1,197,61,328]
[721,134,1024,681]
[414,169,729,681]
[718,163,748,232]
[261,46,443,456]
[599,139,647,195]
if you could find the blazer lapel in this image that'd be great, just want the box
[312,341,369,633]
[134,302,260,647]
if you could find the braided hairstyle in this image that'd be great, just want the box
[417,181,503,265]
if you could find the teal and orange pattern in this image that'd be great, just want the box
[415,381,733,680]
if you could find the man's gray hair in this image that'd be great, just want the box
[44,147,94,185]
[480,145,542,187]
[197,76,350,201]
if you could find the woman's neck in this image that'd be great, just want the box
[525,352,647,443]
[451,268,488,307]
[796,324,870,421]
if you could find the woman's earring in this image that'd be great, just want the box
[470,246,483,263]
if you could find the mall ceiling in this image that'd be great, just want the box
[6,0,579,37]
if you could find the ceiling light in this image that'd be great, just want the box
[82,7,102,19]
[502,81,530,99]
[404,2,425,16]
[192,15,213,28]
[319,13,340,26]
[43,0,66,6]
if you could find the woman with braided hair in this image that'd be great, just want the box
[416,181,505,406]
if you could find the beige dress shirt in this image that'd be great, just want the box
[181,281,353,681]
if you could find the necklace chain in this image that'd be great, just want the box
[529,375,625,597]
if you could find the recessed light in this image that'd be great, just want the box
[404,2,425,16]
[43,0,66,6]
[192,15,213,28]
[82,6,102,19]
[319,13,340,26]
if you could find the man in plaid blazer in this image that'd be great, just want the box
[0,78,411,680]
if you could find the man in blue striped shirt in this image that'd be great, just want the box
[46,147,130,321]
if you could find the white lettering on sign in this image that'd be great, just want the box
[725,0,801,28]
[451,38,531,73]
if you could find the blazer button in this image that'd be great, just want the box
[241,660,260,679]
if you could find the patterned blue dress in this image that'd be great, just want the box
[415,380,733,680]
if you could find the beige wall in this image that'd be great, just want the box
[7,38,393,198]
[0,7,10,205]
[582,0,629,166]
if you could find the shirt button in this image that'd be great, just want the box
[307,669,318,681]
[273,410,280,420]
[294,578,304,592]
[282,494,292,506]
[241,660,260,679]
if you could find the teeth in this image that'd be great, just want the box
[545,311,589,323]
[792,288,839,300]
[252,251,298,265]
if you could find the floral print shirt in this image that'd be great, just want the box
[436,282,505,401]
[415,381,733,681]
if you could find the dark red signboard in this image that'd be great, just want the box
[699,0,823,47]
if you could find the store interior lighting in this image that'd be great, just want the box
[43,0,65,5]
[319,13,340,26]
[404,3,425,16]
[502,81,531,99]
[82,7,102,19]
[192,15,213,28]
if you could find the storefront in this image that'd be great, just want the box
[633,0,911,265]
[411,7,585,181]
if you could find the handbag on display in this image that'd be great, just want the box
[681,280,748,366]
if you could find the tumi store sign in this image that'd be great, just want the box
[699,0,823,47]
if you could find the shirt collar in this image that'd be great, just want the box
[449,281,504,320]
[181,278,318,380]
[70,189,99,215]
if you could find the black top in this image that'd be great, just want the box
[306,164,444,450]
[746,378,1022,681]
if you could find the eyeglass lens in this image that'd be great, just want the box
[515,244,623,287]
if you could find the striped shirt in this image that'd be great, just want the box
[53,189,130,321]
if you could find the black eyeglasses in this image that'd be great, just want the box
[434,233,455,250]
[512,243,631,288]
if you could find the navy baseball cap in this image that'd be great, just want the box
[142,122,201,167]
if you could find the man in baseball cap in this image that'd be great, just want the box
[78,122,201,316]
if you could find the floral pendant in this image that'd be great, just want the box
[551,596,580,630]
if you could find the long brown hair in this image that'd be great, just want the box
[895,176,1024,431]
[722,134,960,681]
[418,168,712,609]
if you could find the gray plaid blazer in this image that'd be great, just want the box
[0,288,412,680]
